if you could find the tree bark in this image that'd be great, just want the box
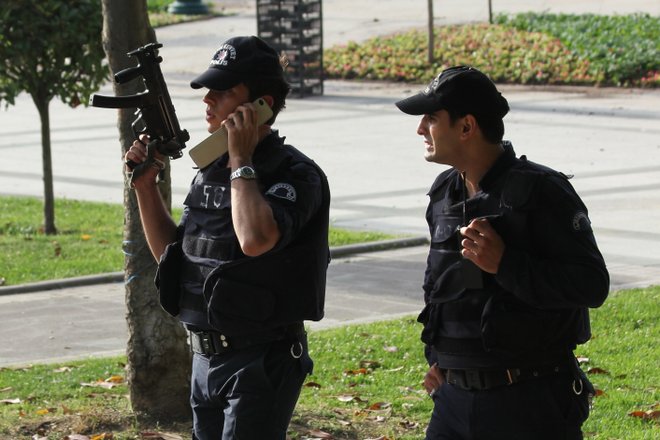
[33,96,57,235]
[100,0,191,423]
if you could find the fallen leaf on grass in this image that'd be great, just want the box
[359,360,381,369]
[81,234,92,241]
[53,366,74,373]
[337,394,368,403]
[36,407,56,415]
[628,410,660,421]
[576,356,589,364]
[304,381,322,389]
[65,435,91,440]
[306,429,334,439]
[0,386,12,393]
[105,375,124,383]
[53,241,62,257]
[367,402,391,411]
[0,398,20,404]
[81,375,125,389]
[343,368,369,376]
[383,345,398,352]
[141,432,184,440]
[587,367,609,375]
[385,366,404,372]
[399,420,420,429]
[81,381,117,389]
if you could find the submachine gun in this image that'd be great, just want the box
[91,42,189,184]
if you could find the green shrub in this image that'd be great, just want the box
[495,12,660,87]
[324,13,660,88]
[147,0,173,13]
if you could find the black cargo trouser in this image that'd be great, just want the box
[190,334,313,440]
[425,369,593,440]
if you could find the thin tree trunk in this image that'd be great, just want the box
[33,96,57,235]
[101,0,191,423]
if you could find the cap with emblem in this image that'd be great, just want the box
[395,66,509,119]
[190,36,284,91]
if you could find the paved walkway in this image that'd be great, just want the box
[1,1,659,367]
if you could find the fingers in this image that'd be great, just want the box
[125,135,150,165]
[423,364,444,395]
[225,104,260,162]
[224,103,257,130]
[459,218,505,274]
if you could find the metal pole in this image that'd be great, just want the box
[428,0,434,63]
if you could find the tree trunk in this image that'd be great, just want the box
[33,96,57,235]
[101,0,191,423]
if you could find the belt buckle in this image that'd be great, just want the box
[505,368,520,385]
[465,369,483,390]
[200,333,214,354]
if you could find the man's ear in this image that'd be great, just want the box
[261,95,275,108]
[460,114,477,138]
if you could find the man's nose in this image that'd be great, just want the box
[417,119,427,136]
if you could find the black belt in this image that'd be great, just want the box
[189,322,305,356]
[444,364,566,391]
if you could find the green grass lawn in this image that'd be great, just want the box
[0,196,396,286]
[1,287,658,439]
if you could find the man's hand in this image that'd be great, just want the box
[424,364,445,398]
[124,134,164,189]
[459,217,505,274]
[224,102,260,164]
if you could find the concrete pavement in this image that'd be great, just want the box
[1,1,660,367]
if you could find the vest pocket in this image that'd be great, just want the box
[206,277,275,334]
[155,241,184,317]
[481,295,563,356]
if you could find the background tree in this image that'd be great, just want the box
[0,0,107,234]
[100,0,192,422]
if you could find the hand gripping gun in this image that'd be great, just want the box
[91,43,189,184]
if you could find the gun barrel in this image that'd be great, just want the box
[91,93,148,109]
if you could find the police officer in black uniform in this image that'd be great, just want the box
[125,36,330,440]
[395,66,609,440]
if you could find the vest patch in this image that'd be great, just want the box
[266,183,297,202]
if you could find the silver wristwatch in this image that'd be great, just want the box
[230,166,257,181]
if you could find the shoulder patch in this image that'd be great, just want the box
[266,183,297,202]
[572,211,592,232]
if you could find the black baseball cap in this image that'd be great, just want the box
[190,36,284,91]
[395,66,509,119]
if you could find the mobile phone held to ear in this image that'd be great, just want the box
[188,98,273,169]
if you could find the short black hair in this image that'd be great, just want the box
[447,108,505,144]
[243,75,291,125]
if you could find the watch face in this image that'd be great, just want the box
[231,166,257,180]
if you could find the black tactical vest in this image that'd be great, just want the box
[156,134,330,336]
[420,146,590,367]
